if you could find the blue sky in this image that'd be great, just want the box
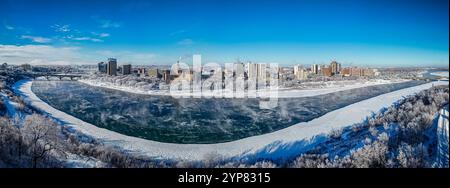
[0,0,448,67]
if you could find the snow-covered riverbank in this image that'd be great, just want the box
[14,79,448,161]
[430,71,449,78]
[79,78,409,98]
[0,93,20,118]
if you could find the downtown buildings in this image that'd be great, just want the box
[292,60,379,80]
[97,58,172,83]
[97,58,117,76]
[95,57,380,88]
[98,58,132,76]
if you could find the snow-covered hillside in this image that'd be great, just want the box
[436,106,449,167]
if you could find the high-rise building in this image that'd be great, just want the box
[293,65,300,76]
[373,69,381,76]
[318,64,326,74]
[311,64,319,74]
[137,68,146,77]
[299,68,308,80]
[350,67,363,77]
[322,67,332,77]
[246,62,257,79]
[107,58,117,76]
[21,64,32,72]
[363,68,375,77]
[148,68,161,78]
[346,67,376,77]
[162,70,171,83]
[257,63,267,81]
[294,65,308,80]
[98,62,107,73]
[341,68,351,76]
[234,63,245,78]
[122,64,131,75]
[245,63,268,81]
[330,61,341,75]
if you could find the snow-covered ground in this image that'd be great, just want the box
[430,71,449,78]
[79,78,409,98]
[14,79,448,161]
[1,92,23,119]
[2,89,101,168]
[436,106,449,168]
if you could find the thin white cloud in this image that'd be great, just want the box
[52,24,71,32]
[91,16,122,28]
[0,44,91,65]
[0,45,158,65]
[170,29,186,36]
[98,19,121,28]
[99,33,110,37]
[72,37,103,42]
[20,35,52,43]
[177,38,194,46]
[51,26,107,43]
[91,32,110,38]
[4,24,14,30]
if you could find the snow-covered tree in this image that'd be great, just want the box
[21,114,63,168]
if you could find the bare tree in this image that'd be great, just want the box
[21,114,63,168]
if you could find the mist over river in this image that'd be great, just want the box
[31,80,424,144]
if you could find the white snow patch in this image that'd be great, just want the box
[1,92,20,118]
[436,106,449,167]
[430,71,449,78]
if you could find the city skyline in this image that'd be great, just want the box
[0,0,449,67]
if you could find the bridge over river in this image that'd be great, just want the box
[20,72,82,80]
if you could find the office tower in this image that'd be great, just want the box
[245,63,267,80]
[341,68,351,76]
[350,67,363,77]
[257,63,267,81]
[98,62,107,73]
[311,64,319,74]
[122,64,131,75]
[148,69,161,78]
[330,61,341,75]
[293,65,300,76]
[294,65,308,80]
[163,70,171,83]
[246,62,258,79]
[322,67,333,77]
[137,68,146,77]
[107,58,117,76]
[234,63,245,78]
[363,68,375,77]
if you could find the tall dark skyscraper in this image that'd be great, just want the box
[122,64,132,75]
[107,58,117,76]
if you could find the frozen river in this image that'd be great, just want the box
[31,80,424,144]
